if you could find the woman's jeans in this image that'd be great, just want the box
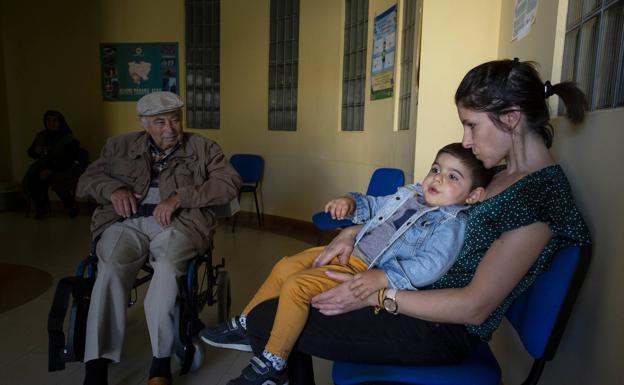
[247,298,479,385]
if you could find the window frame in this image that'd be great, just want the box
[341,0,369,132]
[185,0,221,129]
[397,0,419,131]
[268,0,300,131]
[561,0,624,112]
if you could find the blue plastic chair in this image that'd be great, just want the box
[332,245,592,385]
[312,168,405,244]
[230,154,264,232]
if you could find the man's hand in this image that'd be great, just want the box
[110,188,141,218]
[349,269,388,300]
[324,196,356,220]
[153,195,180,226]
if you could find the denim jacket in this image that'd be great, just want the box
[347,183,468,290]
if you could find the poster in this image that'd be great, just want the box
[371,4,397,100]
[512,0,538,41]
[100,42,179,101]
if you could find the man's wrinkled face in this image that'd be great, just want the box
[141,111,183,150]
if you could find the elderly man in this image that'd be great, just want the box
[77,91,241,385]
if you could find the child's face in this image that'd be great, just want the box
[422,153,475,207]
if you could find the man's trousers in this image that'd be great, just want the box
[84,216,197,362]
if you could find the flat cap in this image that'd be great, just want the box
[136,91,184,116]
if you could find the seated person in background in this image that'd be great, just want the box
[76,91,241,385]
[200,143,493,385]
[23,110,80,218]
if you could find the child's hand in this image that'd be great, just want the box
[348,269,388,300]
[324,196,356,220]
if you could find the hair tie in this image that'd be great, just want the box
[544,80,555,98]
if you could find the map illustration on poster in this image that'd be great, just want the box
[100,42,179,101]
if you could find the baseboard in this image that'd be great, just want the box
[227,211,339,245]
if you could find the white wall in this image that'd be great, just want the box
[414,0,501,179]
[215,0,417,220]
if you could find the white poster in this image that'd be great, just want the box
[512,0,538,41]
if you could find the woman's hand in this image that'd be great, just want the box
[312,225,363,267]
[324,196,356,220]
[349,269,388,300]
[311,270,376,315]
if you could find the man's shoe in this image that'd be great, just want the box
[227,355,288,385]
[199,316,252,352]
[147,377,171,385]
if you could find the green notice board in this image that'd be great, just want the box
[100,42,179,101]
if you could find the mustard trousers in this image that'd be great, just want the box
[242,246,368,359]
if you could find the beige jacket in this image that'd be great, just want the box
[77,131,241,254]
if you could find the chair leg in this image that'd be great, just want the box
[253,191,262,227]
[521,359,547,385]
[232,192,242,233]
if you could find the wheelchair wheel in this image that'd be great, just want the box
[173,337,205,373]
[194,257,210,315]
[174,299,206,374]
[216,270,231,323]
[187,338,205,372]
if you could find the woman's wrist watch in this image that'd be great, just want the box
[382,288,399,315]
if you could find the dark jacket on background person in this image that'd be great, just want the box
[25,113,81,194]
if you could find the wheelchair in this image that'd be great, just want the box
[63,235,232,375]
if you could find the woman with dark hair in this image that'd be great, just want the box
[238,59,591,384]
[23,110,81,218]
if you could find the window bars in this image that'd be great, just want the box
[185,0,221,128]
[342,0,369,131]
[268,0,300,131]
[561,0,624,111]
[398,0,418,130]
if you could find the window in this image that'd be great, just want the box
[269,0,300,131]
[185,0,220,128]
[398,0,419,130]
[561,0,624,111]
[342,0,369,131]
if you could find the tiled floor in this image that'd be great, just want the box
[0,211,334,385]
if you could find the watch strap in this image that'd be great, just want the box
[383,288,399,315]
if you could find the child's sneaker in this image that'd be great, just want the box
[227,355,288,385]
[199,316,252,352]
